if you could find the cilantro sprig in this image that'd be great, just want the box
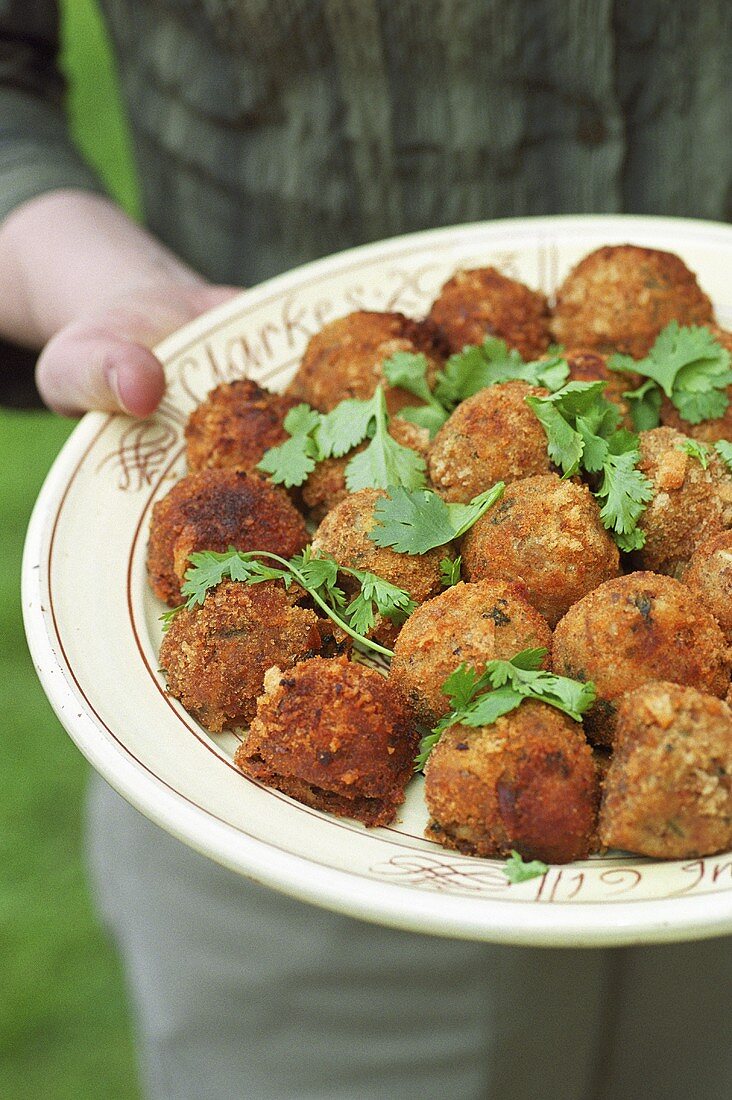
[503,850,549,883]
[258,386,426,492]
[434,338,570,410]
[165,546,416,658]
[714,440,732,471]
[610,322,732,430]
[415,648,596,770]
[369,483,505,555]
[525,381,654,552]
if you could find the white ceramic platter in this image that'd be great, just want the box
[23,215,732,947]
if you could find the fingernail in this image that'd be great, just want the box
[106,363,134,415]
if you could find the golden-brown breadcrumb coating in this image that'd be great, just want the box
[632,427,732,576]
[427,266,551,360]
[552,572,732,748]
[427,380,551,503]
[551,244,714,358]
[389,579,552,726]
[159,580,325,731]
[310,488,447,645]
[301,418,429,523]
[564,347,640,428]
[235,656,419,826]
[285,310,445,414]
[683,531,732,643]
[659,325,732,442]
[185,378,301,476]
[424,701,597,863]
[599,682,732,859]
[147,469,309,606]
[461,474,620,627]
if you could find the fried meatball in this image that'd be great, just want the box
[684,531,732,643]
[235,657,418,826]
[659,325,732,442]
[461,475,620,627]
[159,580,325,731]
[310,488,446,643]
[184,378,301,475]
[147,469,309,605]
[427,267,551,360]
[552,572,732,747]
[551,245,714,358]
[301,418,429,523]
[564,347,640,428]
[599,682,732,859]
[428,381,551,503]
[286,310,444,414]
[424,702,597,864]
[389,580,552,725]
[633,427,732,576]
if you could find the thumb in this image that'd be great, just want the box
[36,323,166,418]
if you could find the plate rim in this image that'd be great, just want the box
[22,213,732,947]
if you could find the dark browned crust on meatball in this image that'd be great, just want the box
[159,580,324,732]
[428,380,552,503]
[564,347,640,428]
[147,469,309,605]
[235,657,419,826]
[683,530,732,644]
[285,310,445,414]
[551,245,714,358]
[552,572,732,747]
[461,474,620,627]
[427,267,551,360]
[632,427,732,576]
[184,378,301,475]
[599,682,732,859]
[659,326,732,442]
[310,488,447,645]
[424,702,597,864]
[301,418,430,523]
[389,580,552,726]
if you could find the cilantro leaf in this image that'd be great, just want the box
[342,566,416,635]
[315,398,376,458]
[714,440,732,472]
[369,482,505,555]
[503,851,548,883]
[610,322,732,427]
[433,337,569,409]
[623,379,663,432]
[257,404,321,487]
[595,450,653,544]
[381,351,433,404]
[415,649,595,769]
[440,555,462,587]
[678,439,711,469]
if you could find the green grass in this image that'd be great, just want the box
[0,2,142,1096]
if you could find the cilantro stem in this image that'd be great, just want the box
[237,550,395,659]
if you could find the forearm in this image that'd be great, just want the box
[0,189,206,348]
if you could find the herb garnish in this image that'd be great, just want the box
[503,850,549,883]
[369,482,505,555]
[381,340,570,438]
[714,440,732,472]
[677,439,711,469]
[414,648,596,770]
[610,322,732,430]
[162,546,416,658]
[440,555,462,587]
[257,386,427,492]
[525,381,654,552]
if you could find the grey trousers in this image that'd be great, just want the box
[87,777,732,1100]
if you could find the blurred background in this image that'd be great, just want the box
[1,2,141,1096]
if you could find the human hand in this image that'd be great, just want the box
[0,191,241,418]
[35,280,241,417]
